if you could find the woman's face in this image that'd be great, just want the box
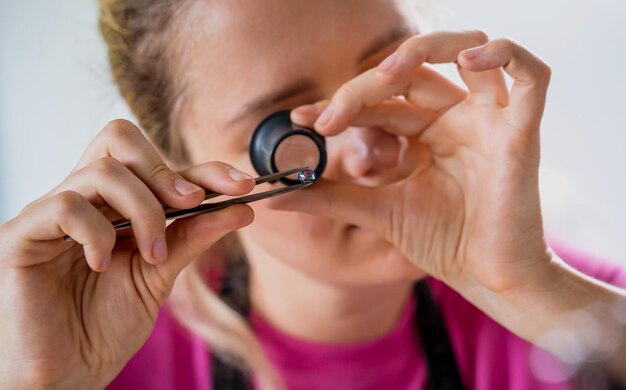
[176,0,427,286]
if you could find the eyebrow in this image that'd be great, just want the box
[357,25,413,64]
[227,25,414,126]
[227,78,316,126]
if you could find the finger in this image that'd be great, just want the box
[264,178,385,237]
[179,162,256,196]
[72,119,205,209]
[352,100,440,136]
[153,204,254,286]
[293,98,439,137]
[99,163,256,229]
[458,38,552,129]
[377,30,490,83]
[292,69,465,123]
[53,157,168,265]
[293,65,465,127]
[408,66,467,113]
[315,31,487,135]
[291,100,330,128]
[4,191,115,272]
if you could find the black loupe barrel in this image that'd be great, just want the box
[249,110,326,185]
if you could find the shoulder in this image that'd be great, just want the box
[106,304,211,390]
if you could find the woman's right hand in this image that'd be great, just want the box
[0,120,256,389]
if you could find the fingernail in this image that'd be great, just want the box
[152,234,168,263]
[228,168,253,182]
[292,104,318,115]
[378,52,398,71]
[174,178,203,196]
[315,106,334,127]
[462,46,484,60]
[101,253,112,271]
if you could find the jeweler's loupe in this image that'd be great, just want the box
[249,110,326,185]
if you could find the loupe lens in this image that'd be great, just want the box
[249,110,326,184]
[274,135,321,180]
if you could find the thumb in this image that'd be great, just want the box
[154,204,254,287]
[265,178,390,238]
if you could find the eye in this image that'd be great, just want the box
[234,97,324,153]
[249,110,327,183]
[359,49,397,74]
[357,37,408,74]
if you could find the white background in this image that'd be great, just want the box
[1,1,624,264]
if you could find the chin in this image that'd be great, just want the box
[302,246,424,287]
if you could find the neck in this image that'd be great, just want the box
[242,237,413,344]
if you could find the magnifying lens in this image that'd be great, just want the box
[249,110,327,185]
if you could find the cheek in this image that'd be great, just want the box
[240,204,345,278]
[248,202,337,241]
[186,135,255,174]
[242,203,426,286]
[179,113,253,171]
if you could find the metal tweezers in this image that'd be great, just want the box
[63,167,312,241]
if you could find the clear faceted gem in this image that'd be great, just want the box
[298,168,316,183]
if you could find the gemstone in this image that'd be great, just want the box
[298,168,316,183]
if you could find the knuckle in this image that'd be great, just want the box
[499,37,517,51]
[54,190,85,216]
[103,118,141,142]
[141,200,166,228]
[470,29,489,44]
[401,35,426,57]
[538,62,552,83]
[403,34,422,50]
[19,198,40,215]
[333,83,361,110]
[93,157,125,178]
[149,162,174,182]
[336,83,356,100]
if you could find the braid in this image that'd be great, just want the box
[212,254,253,389]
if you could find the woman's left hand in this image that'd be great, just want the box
[272,30,553,294]
[272,32,626,384]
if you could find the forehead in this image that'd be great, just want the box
[177,0,417,130]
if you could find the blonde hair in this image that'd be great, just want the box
[99,1,282,387]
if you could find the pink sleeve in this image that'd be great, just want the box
[549,238,626,289]
[106,304,211,390]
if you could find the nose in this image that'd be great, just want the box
[335,126,401,180]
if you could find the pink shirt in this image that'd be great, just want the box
[107,241,626,389]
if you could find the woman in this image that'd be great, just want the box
[1,0,625,389]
